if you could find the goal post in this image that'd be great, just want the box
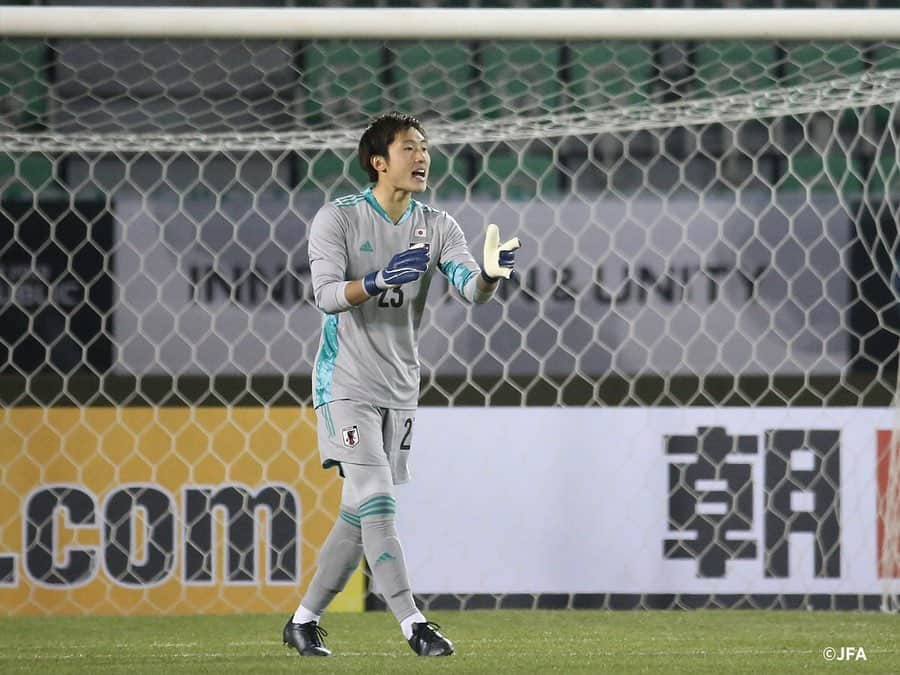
[0,7,898,615]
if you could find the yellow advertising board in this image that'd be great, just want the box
[0,407,364,616]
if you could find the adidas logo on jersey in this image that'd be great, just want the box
[360,241,374,252]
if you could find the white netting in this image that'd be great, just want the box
[1,28,898,614]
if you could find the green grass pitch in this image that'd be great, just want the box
[1,610,898,673]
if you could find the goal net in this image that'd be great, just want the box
[1,8,898,615]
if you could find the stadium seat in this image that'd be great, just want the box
[471,42,561,198]
[867,44,900,127]
[300,41,385,128]
[426,150,471,198]
[783,43,863,86]
[306,151,345,190]
[296,150,366,194]
[474,149,558,200]
[781,44,864,192]
[779,153,860,194]
[856,153,900,196]
[871,42,900,71]
[0,40,51,200]
[476,41,561,119]
[388,43,475,122]
[565,42,651,112]
[0,153,53,201]
[693,42,776,98]
[0,40,46,126]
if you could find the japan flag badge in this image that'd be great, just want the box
[341,425,360,448]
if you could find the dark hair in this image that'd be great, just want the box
[358,112,427,183]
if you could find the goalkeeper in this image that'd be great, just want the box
[284,112,520,658]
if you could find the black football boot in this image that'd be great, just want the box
[408,621,454,656]
[283,617,331,656]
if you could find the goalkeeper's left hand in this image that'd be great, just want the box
[481,223,521,282]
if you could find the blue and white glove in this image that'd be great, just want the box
[363,243,430,296]
[481,224,521,282]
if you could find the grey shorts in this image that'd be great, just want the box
[315,399,416,485]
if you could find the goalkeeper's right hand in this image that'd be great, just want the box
[363,244,430,296]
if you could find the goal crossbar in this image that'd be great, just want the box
[3,7,900,41]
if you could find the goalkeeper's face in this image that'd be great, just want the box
[380,127,430,194]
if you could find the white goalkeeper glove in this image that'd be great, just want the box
[481,223,521,282]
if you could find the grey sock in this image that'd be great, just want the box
[359,493,417,622]
[299,507,364,615]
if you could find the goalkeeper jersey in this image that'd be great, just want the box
[308,187,481,409]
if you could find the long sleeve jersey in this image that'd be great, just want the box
[308,187,491,409]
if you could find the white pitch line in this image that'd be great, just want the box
[3,645,897,661]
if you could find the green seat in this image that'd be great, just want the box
[865,44,900,127]
[783,43,863,86]
[425,150,470,198]
[857,153,900,198]
[475,149,557,201]
[0,40,46,130]
[0,153,53,201]
[300,42,384,128]
[477,42,561,119]
[293,150,366,196]
[566,42,651,112]
[389,43,474,122]
[1,40,51,200]
[295,144,471,199]
[871,43,900,71]
[694,42,776,98]
[781,44,864,181]
[473,43,561,197]
[779,153,860,194]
